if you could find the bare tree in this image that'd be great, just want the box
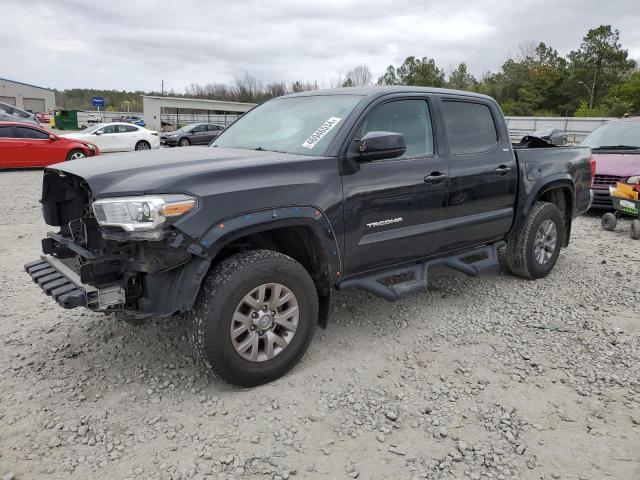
[266,82,288,98]
[343,65,373,87]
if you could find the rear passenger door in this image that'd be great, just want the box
[341,96,450,275]
[439,97,516,250]
[0,125,24,168]
[191,124,209,144]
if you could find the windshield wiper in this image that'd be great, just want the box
[254,146,265,151]
[592,145,640,150]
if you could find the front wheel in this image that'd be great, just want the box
[179,137,190,147]
[505,201,564,279]
[135,140,151,151]
[66,149,86,161]
[189,250,318,387]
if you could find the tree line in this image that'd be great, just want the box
[56,25,639,117]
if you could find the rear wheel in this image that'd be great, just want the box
[601,212,617,231]
[189,250,318,387]
[506,201,564,279]
[179,137,190,147]
[135,140,151,151]
[66,149,86,161]
[631,220,640,240]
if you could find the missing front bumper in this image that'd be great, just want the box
[25,256,125,310]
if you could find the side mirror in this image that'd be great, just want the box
[49,134,57,141]
[94,130,103,135]
[352,131,406,161]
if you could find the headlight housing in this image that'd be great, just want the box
[92,194,197,240]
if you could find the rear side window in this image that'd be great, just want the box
[16,127,49,139]
[0,126,15,138]
[117,124,138,133]
[442,101,498,154]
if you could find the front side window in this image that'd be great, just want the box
[442,100,499,154]
[100,125,118,134]
[356,99,434,157]
[212,94,363,156]
[193,125,207,133]
[16,127,49,139]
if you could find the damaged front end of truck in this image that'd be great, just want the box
[25,170,210,319]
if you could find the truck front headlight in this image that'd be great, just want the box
[92,195,197,239]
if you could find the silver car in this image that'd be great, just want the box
[532,128,567,146]
[0,101,40,127]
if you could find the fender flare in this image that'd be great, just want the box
[511,175,576,235]
[194,205,343,283]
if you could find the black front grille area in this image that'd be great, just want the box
[592,174,624,187]
[42,171,91,227]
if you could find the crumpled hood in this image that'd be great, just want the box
[47,146,308,198]
[593,152,640,177]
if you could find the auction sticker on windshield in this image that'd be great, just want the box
[302,117,342,149]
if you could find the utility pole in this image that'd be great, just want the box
[578,81,593,108]
[161,79,164,97]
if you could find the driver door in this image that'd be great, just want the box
[341,97,450,275]
[92,124,118,152]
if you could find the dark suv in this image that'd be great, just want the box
[161,123,225,147]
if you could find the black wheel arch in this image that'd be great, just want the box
[511,175,575,246]
[188,206,341,327]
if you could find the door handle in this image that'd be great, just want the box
[494,165,512,175]
[424,172,448,185]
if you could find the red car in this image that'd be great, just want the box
[36,112,52,124]
[0,121,99,169]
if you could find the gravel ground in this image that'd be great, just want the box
[1,169,639,480]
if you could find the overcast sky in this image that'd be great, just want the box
[3,0,639,92]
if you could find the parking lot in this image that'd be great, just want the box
[0,168,638,479]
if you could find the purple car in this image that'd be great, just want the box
[582,118,640,209]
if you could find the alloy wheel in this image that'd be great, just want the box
[534,219,557,265]
[230,283,299,362]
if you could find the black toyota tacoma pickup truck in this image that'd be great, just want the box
[26,87,593,386]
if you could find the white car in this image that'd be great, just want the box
[63,122,160,153]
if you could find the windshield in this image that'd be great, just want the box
[174,125,195,133]
[580,122,640,149]
[211,94,363,155]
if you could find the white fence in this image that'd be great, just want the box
[505,116,614,143]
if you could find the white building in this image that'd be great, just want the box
[0,77,56,113]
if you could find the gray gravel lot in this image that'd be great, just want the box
[1,169,639,480]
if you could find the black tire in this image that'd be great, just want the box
[135,140,151,151]
[188,249,318,387]
[631,220,640,240]
[66,149,86,161]
[601,212,617,231]
[505,201,564,279]
[179,137,190,147]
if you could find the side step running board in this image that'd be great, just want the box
[338,241,505,301]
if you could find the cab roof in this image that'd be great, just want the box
[282,86,493,102]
